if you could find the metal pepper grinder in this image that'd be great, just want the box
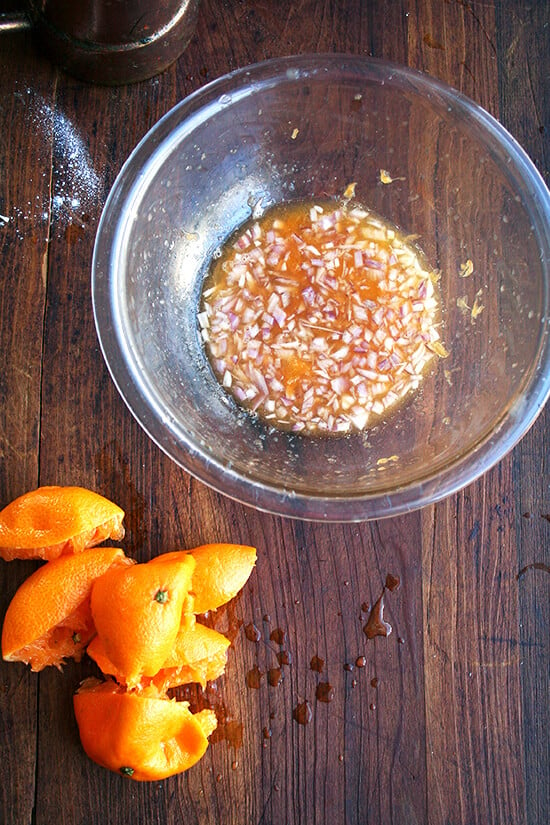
[0,0,201,84]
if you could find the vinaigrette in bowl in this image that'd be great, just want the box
[200,196,445,435]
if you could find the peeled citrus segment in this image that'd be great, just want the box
[90,556,195,690]
[1,547,132,671]
[0,486,125,561]
[149,544,257,613]
[73,678,217,781]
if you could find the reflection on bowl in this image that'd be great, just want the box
[92,55,550,521]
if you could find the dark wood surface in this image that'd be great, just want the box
[0,2,548,823]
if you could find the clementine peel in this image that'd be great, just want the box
[1,547,132,671]
[90,555,195,689]
[0,486,125,561]
[149,543,257,613]
[87,620,230,691]
[73,678,217,781]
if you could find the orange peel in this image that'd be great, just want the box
[73,678,217,781]
[87,620,230,691]
[1,547,132,671]
[149,543,257,613]
[90,555,195,689]
[0,486,125,561]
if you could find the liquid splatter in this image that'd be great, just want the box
[270,627,286,645]
[245,622,262,642]
[277,649,292,666]
[310,655,324,673]
[268,667,283,687]
[316,682,335,703]
[293,700,312,725]
[246,666,263,689]
[385,573,401,591]
[364,592,392,639]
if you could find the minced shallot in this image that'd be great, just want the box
[199,200,445,435]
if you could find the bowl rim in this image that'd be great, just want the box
[92,53,550,521]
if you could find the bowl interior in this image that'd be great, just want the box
[94,56,550,519]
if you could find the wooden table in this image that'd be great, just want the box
[0,2,548,823]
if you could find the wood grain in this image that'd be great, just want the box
[496,4,550,822]
[0,25,55,825]
[422,462,526,825]
[0,1,547,824]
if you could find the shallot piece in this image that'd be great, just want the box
[199,199,445,434]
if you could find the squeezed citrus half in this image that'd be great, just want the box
[90,555,195,689]
[1,547,132,670]
[87,620,230,691]
[0,486,125,561]
[149,543,257,613]
[74,678,217,781]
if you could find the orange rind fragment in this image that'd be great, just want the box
[87,621,230,691]
[0,486,125,561]
[90,555,195,690]
[149,543,257,613]
[73,678,217,781]
[154,622,230,691]
[1,547,133,671]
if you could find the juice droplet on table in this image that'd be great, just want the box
[310,654,324,672]
[293,700,313,725]
[210,719,244,750]
[385,573,401,591]
[268,667,283,687]
[245,622,262,642]
[246,665,263,689]
[316,682,335,703]
[270,627,286,645]
[277,649,292,666]
[364,592,392,638]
